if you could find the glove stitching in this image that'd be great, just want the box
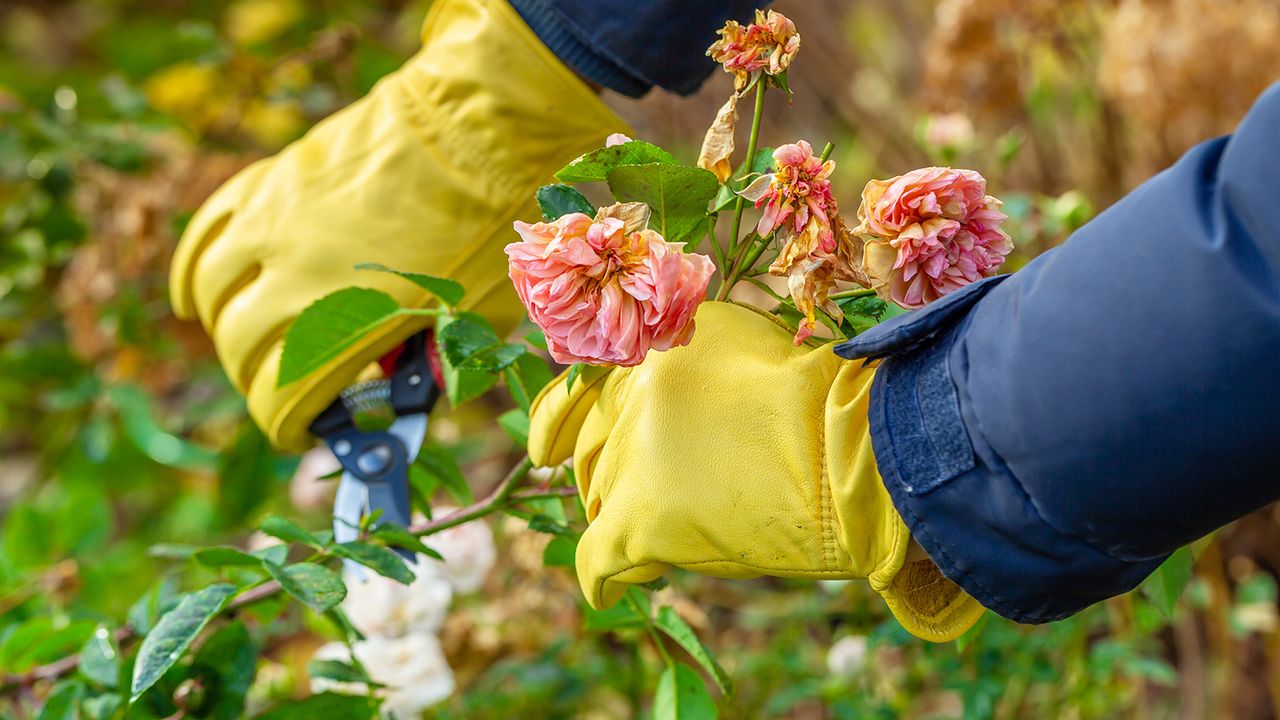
[818,403,836,571]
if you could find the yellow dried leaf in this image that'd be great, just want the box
[697,94,739,184]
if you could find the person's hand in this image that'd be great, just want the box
[528,301,984,642]
[169,0,624,451]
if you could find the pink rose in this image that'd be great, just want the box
[506,204,714,367]
[855,167,1012,309]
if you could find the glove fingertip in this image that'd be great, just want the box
[527,365,610,466]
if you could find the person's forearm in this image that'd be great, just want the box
[838,82,1280,624]
[508,0,769,97]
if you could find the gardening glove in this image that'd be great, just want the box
[170,0,626,452]
[527,301,985,642]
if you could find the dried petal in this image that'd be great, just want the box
[594,202,651,235]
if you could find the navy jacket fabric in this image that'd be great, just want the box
[509,0,765,96]
[836,82,1280,623]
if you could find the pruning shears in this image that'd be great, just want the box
[309,330,442,577]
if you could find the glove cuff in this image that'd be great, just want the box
[826,361,985,642]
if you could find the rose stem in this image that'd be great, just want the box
[716,82,768,301]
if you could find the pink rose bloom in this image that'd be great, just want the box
[506,205,714,367]
[855,167,1013,309]
[741,140,838,252]
[707,10,800,88]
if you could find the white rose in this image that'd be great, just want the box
[341,562,453,637]
[826,635,869,677]
[310,633,455,718]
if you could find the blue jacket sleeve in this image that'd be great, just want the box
[835,82,1280,624]
[509,0,765,97]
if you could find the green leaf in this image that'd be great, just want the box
[264,562,347,613]
[277,287,405,387]
[217,422,281,528]
[464,344,526,372]
[416,444,474,505]
[78,626,120,688]
[355,263,465,307]
[81,693,122,720]
[536,184,595,220]
[195,546,266,568]
[505,353,554,413]
[251,544,290,566]
[555,140,678,183]
[147,543,197,560]
[1121,655,1179,687]
[191,621,257,720]
[543,535,577,568]
[566,363,585,393]
[772,70,792,98]
[332,542,415,584]
[307,658,374,685]
[438,314,524,371]
[259,514,323,549]
[36,680,83,720]
[127,578,180,636]
[254,692,379,720]
[130,583,236,700]
[369,524,443,560]
[954,610,989,653]
[653,663,719,720]
[656,607,732,695]
[607,163,718,245]
[26,621,99,667]
[528,513,572,536]
[436,312,500,406]
[498,409,530,447]
[109,385,218,470]
[523,329,548,350]
[584,602,645,632]
[1141,546,1194,618]
[711,146,774,212]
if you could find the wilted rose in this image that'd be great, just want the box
[506,204,714,367]
[741,140,837,251]
[742,141,866,344]
[855,167,1012,309]
[707,10,800,90]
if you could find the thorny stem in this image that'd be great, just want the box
[1,457,544,694]
[716,84,768,301]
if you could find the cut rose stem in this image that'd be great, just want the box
[716,83,768,301]
[1,456,551,693]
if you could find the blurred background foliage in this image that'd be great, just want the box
[2,0,1279,717]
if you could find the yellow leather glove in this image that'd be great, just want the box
[170,0,626,451]
[528,302,985,642]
